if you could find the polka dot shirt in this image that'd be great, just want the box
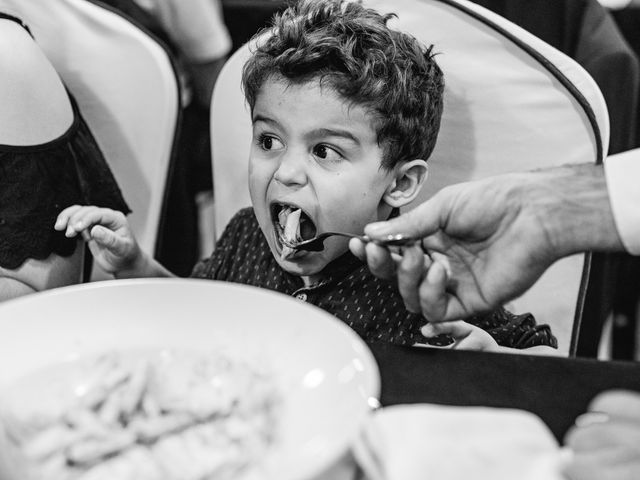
[191,208,557,349]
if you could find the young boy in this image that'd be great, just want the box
[55,0,557,353]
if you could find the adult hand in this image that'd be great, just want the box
[563,390,640,480]
[350,164,621,322]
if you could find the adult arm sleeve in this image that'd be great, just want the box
[604,148,640,255]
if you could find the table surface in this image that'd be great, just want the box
[369,343,640,442]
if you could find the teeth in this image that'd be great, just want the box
[278,207,291,230]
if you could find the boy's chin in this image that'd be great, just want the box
[268,240,347,277]
[275,255,326,277]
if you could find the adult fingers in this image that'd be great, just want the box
[566,419,640,453]
[588,390,640,423]
[564,390,640,453]
[348,237,366,261]
[418,261,470,322]
[563,447,640,480]
[363,242,396,280]
[396,244,427,313]
[420,231,451,255]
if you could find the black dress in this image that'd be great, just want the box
[0,13,130,270]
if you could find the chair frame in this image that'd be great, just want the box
[86,0,184,261]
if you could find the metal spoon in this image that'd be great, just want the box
[283,231,420,252]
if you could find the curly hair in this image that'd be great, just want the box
[242,0,445,169]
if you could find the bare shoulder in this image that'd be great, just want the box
[0,18,73,146]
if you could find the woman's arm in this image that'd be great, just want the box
[0,19,85,302]
[0,243,84,302]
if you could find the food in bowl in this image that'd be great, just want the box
[3,348,280,480]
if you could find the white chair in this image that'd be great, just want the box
[0,0,181,280]
[210,0,609,356]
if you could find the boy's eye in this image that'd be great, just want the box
[312,144,343,162]
[257,134,284,151]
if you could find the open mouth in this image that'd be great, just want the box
[271,203,317,259]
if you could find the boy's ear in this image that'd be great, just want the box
[383,159,428,208]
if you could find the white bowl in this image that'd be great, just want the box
[0,278,380,479]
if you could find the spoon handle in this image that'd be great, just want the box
[328,232,424,248]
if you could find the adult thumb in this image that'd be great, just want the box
[364,194,445,240]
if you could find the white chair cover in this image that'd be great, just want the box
[0,0,180,280]
[210,0,609,355]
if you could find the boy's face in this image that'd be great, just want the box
[249,76,396,281]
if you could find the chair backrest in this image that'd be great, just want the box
[0,0,181,280]
[210,0,609,356]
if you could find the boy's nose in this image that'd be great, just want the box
[274,151,307,186]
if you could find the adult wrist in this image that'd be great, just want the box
[532,164,624,258]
